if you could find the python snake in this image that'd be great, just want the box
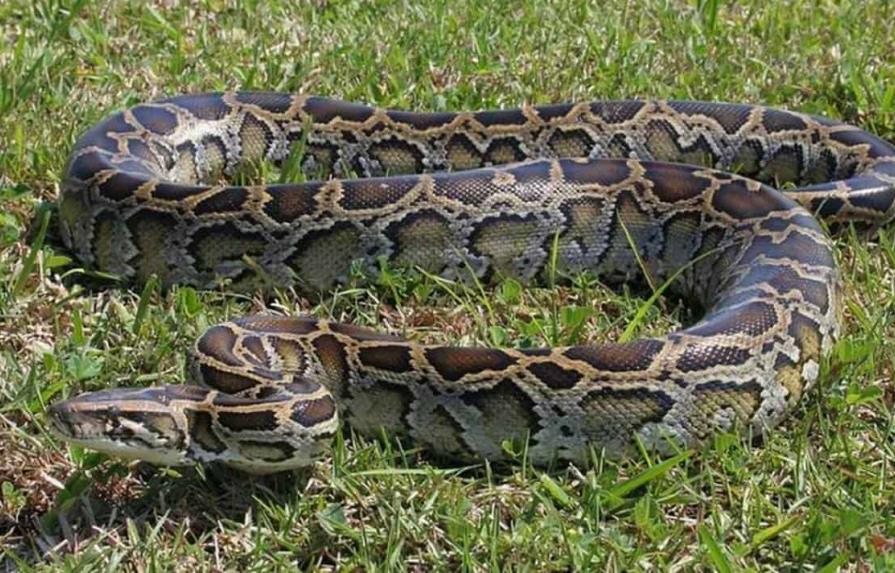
[48,92,895,473]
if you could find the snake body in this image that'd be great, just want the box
[49,92,895,473]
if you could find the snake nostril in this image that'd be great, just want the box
[48,401,65,418]
[47,404,69,434]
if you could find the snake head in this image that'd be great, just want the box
[47,386,207,467]
[48,382,340,474]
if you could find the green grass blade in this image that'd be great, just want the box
[11,207,51,299]
[698,524,734,573]
[606,450,692,508]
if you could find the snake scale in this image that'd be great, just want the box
[48,92,895,473]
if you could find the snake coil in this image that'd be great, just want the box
[48,93,895,473]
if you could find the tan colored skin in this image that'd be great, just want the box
[48,93,895,472]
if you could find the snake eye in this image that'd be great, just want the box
[109,422,133,438]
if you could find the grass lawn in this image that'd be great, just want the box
[1,0,894,570]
